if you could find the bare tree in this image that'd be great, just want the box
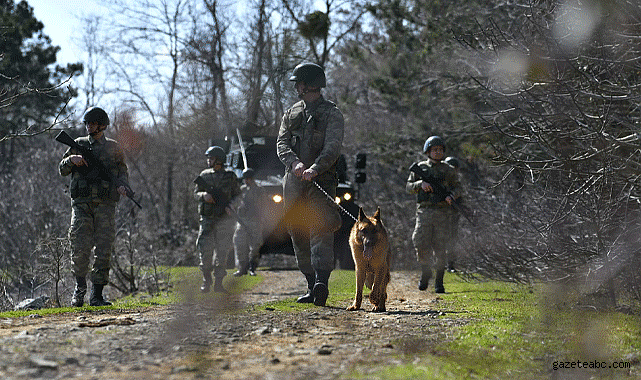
[184,0,233,137]
[109,0,194,229]
[36,237,70,308]
[245,0,268,130]
[454,0,641,306]
[281,0,368,66]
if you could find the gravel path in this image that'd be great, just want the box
[0,270,465,380]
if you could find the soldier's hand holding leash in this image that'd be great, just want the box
[302,168,318,181]
[292,160,318,181]
[292,160,306,176]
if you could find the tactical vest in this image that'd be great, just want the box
[415,161,452,205]
[197,169,239,217]
[69,137,121,203]
[285,99,338,180]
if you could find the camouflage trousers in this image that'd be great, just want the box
[197,215,235,279]
[283,172,342,274]
[233,221,262,269]
[68,201,116,285]
[411,205,455,273]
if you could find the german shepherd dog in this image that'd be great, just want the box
[347,207,391,312]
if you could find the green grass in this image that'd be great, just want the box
[0,267,263,318]
[344,275,640,380]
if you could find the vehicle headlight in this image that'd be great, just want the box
[272,194,283,203]
[343,192,352,201]
[335,196,341,204]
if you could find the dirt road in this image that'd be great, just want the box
[0,270,464,380]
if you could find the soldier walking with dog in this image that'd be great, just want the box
[59,107,130,307]
[194,146,241,293]
[277,62,344,307]
[406,136,461,293]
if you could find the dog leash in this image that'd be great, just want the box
[313,180,358,223]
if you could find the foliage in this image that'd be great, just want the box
[297,10,330,40]
[448,0,641,306]
[0,0,82,146]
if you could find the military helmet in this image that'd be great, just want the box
[444,156,460,168]
[423,135,445,153]
[242,168,256,179]
[289,62,326,88]
[83,107,110,126]
[205,146,226,161]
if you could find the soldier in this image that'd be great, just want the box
[194,146,241,293]
[232,168,264,277]
[59,106,129,307]
[277,62,344,307]
[444,156,462,273]
[406,136,460,293]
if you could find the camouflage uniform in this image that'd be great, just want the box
[406,159,460,289]
[59,134,128,286]
[277,95,344,276]
[233,181,265,272]
[194,167,241,281]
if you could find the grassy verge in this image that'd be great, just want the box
[346,275,640,380]
[0,267,262,318]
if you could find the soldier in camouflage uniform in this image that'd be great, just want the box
[59,107,129,307]
[277,62,344,307]
[406,136,460,293]
[194,146,241,293]
[232,168,264,277]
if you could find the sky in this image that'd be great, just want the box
[28,0,329,65]
[28,0,108,65]
[26,0,328,120]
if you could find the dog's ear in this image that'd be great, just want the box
[374,206,381,221]
[358,207,366,222]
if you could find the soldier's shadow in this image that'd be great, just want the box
[329,305,442,316]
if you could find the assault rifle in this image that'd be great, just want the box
[55,130,142,209]
[193,176,250,231]
[409,162,475,225]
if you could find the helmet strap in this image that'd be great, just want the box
[89,126,106,137]
[297,84,321,99]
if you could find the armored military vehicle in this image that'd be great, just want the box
[224,134,364,269]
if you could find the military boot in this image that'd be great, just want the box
[213,276,229,294]
[248,260,258,276]
[71,276,87,307]
[200,271,212,293]
[447,260,456,273]
[233,262,248,277]
[435,268,446,294]
[312,270,331,307]
[296,273,316,303]
[418,265,431,291]
[89,284,112,306]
